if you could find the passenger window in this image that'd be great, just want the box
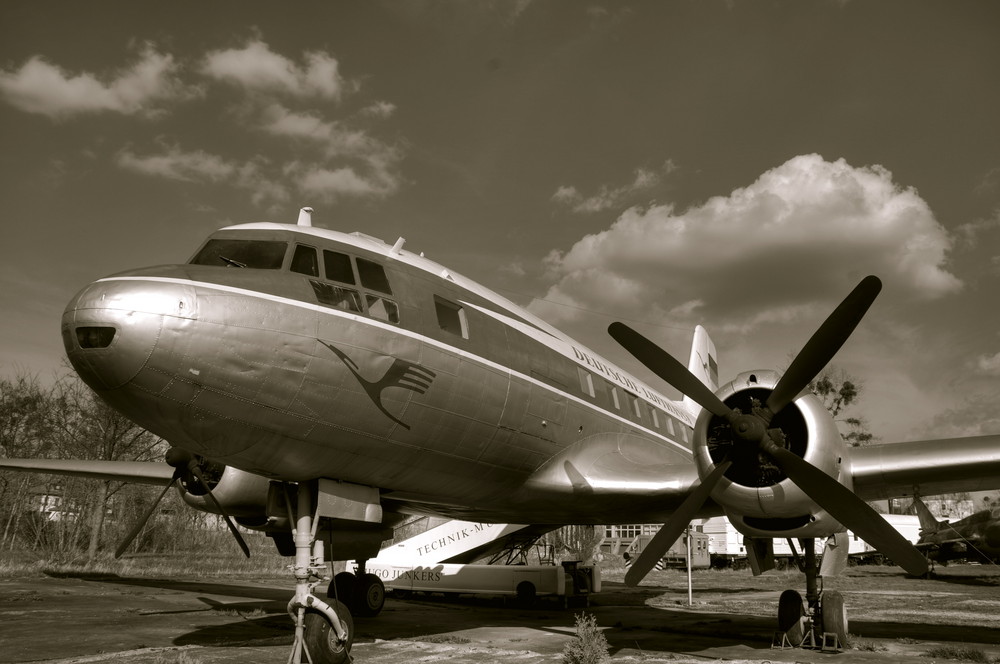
[577,368,596,398]
[366,295,400,324]
[650,408,661,429]
[309,280,362,313]
[323,250,356,284]
[434,296,468,338]
[358,258,392,294]
[291,245,319,276]
[609,384,621,410]
[629,395,642,419]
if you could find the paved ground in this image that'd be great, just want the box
[1,571,998,663]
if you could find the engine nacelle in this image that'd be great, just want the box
[179,465,272,521]
[693,370,852,540]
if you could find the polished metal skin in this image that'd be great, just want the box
[8,218,1000,546]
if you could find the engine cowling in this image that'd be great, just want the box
[693,370,852,540]
[179,464,272,522]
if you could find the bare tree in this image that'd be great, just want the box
[48,376,166,560]
[0,372,55,550]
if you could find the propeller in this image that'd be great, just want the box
[114,448,250,559]
[610,275,929,583]
[624,460,731,585]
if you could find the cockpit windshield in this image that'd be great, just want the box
[190,239,287,269]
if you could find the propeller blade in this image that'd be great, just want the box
[115,474,179,559]
[625,461,732,586]
[761,440,928,576]
[609,322,732,420]
[766,276,882,415]
[188,464,251,558]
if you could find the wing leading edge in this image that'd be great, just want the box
[850,434,1000,501]
[0,458,175,485]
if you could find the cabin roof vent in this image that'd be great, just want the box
[297,207,313,227]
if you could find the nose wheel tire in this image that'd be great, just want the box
[301,601,354,664]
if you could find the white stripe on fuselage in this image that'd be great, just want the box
[98,275,693,455]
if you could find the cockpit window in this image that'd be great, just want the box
[357,258,392,295]
[290,244,319,277]
[191,239,287,269]
[323,250,356,285]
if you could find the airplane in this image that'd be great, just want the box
[911,496,1000,565]
[2,205,1000,661]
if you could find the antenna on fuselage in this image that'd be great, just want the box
[297,207,313,227]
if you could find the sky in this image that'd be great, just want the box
[1,0,999,446]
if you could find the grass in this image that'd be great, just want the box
[850,635,887,652]
[412,634,473,644]
[922,645,994,663]
[0,548,290,580]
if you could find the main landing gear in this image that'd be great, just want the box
[286,481,354,664]
[774,537,848,651]
[330,563,386,617]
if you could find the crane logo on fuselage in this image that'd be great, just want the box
[319,340,436,430]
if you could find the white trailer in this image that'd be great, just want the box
[701,515,920,567]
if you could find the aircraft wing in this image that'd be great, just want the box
[850,434,1000,501]
[0,458,174,486]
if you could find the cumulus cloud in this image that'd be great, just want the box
[286,157,401,203]
[1,36,404,207]
[0,44,192,118]
[117,144,290,205]
[201,39,353,99]
[975,351,1000,376]
[553,160,677,213]
[117,144,238,182]
[531,154,962,332]
[919,393,1000,438]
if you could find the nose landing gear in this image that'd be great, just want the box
[286,481,354,664]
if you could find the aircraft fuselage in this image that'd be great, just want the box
[62,223,699,524]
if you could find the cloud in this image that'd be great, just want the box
[286,159,401,202]
[117,144,290,205]
[361,101,397,119]
[552,160,677,213]
[976,351,1000,376]
[2,36,404,207]
[919,393,1000,438]
[201,39,353,99]
[0,44,192,118]
[531,154,962,331]
[117,144,239,182]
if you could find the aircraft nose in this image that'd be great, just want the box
[62,276,197,390]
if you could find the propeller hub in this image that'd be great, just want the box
[732,414,766,443]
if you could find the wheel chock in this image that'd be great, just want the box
[821,632,841,652]
[771,631,793,649]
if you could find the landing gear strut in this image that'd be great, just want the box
[287,481,354,664]
[776,538,848,650]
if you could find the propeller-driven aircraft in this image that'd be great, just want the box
[912,496,1000,565]
[3,207,1000,661]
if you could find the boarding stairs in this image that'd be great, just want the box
[374,517,556,565]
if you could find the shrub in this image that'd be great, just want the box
[562,612,610,664]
